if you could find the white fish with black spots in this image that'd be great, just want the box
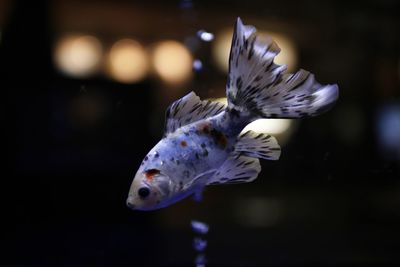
[126,18,339,211]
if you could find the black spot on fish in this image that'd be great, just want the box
[209,128,228,149]
[285,74,296,84]
[228,92,236,105]
[183,170,190,178]
[228,107,241,118]
[248,37,256,60]
[283,95,295,101]
[265,61,273,72]
[298,112,308,117]
[236,77,243,90]
[236,161,245,167]
[244,38,248,49]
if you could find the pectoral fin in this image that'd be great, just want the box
[183,169,216,192]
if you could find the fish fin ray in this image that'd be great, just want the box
[235,130,281,160]
[206,155,261,185]
[183,169,216,191]
[258,70,339,118]
[226,17,339,119]
[164,91,226,135]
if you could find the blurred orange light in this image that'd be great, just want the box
[151,40,192,84]
[212,28,232,73]
[265,32,297,71]
[54,35,102,78]
[107,39,149,83]
[212,28,297,73]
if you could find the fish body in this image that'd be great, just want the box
[128,111,245,210]
[127,18,339,211]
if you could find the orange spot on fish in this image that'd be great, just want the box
[180,140,187,147]
[209,129,227,148]
[198,123,211,134]
[198,122,228,149]
[215,133,228,148]
[144,169,160,181]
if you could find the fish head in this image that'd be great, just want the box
[126,168,174,211]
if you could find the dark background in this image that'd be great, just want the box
[2,0,399,266]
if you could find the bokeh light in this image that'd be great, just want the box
[242,119,293,136]
[212,28,297,73]
[106,39,149,83]
[262,32,297,71]
[54,35,102,78]
[197,30,214,42]
[376,104,400,160]
[193,59,203,72]
[212,28,232,73]
[151,40,193,84]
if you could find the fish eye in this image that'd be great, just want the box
[138,187,150,199]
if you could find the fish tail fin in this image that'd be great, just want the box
[226,18,339,120]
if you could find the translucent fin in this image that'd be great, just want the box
[256,70,339,118]
[206,155,261,185]
[226,17,339,119]
[235,130,281,160]
[183,169,216,191]
[164,91,226,135]
[226,18,286,113]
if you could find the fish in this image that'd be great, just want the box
[126,18,339,211]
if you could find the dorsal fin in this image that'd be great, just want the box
[164,91,226,136]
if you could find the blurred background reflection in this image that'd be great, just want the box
[2,0,399,266]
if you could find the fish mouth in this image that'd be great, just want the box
[126,198,136,210]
